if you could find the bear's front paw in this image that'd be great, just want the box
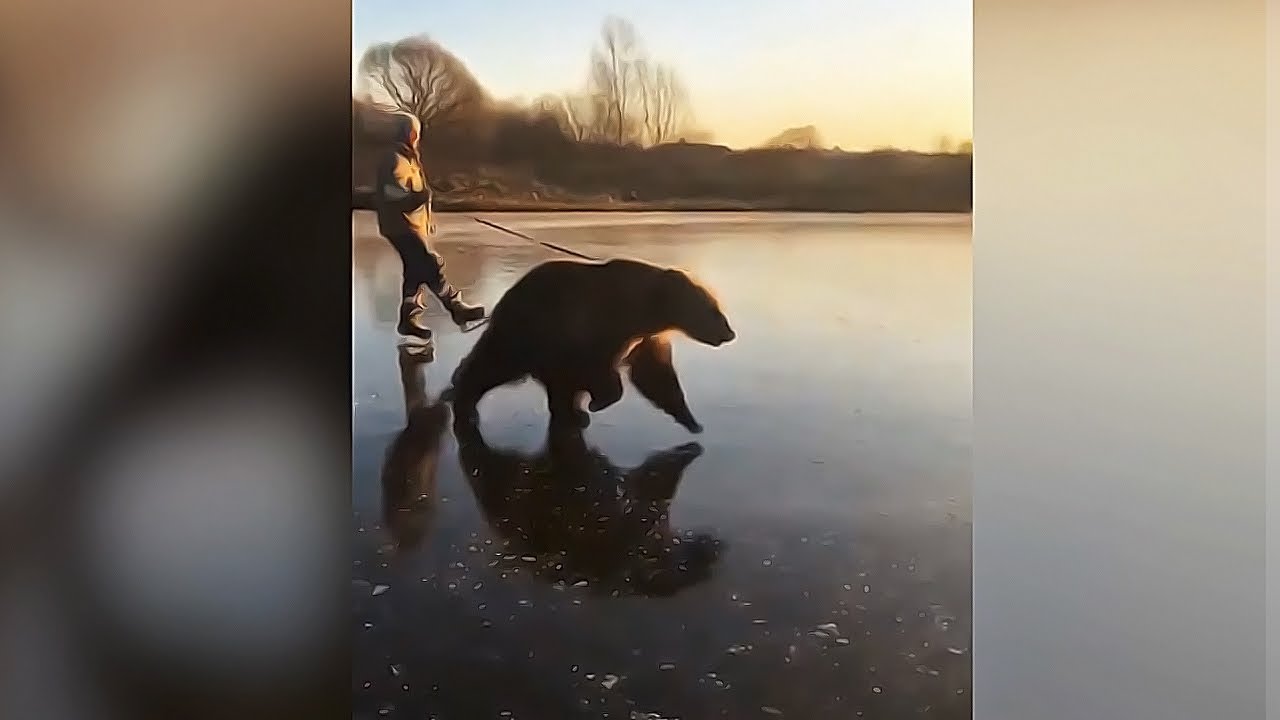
[676,415,703,434]
[587,396,616,412]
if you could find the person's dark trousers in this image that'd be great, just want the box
[378,226,485,342]
[382,230,449,300]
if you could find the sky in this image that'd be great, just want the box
[352,0,972,151]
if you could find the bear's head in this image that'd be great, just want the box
[657,268,736,347]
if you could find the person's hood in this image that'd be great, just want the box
[352,100,419,153]
[389,112,420,158]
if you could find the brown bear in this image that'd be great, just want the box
[446,257,735,431]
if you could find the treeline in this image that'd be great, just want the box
[352,17,972,213]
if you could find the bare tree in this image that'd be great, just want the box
[633,57,653,143]
[356,35,485,134]
[589,16,643,145]
[532,93,598,142]
[639,63,689,145]
[579,17,693,147]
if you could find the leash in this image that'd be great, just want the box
[456,216,602,334]
[470,217,601,262]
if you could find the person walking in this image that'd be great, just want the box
[356,102,485,349]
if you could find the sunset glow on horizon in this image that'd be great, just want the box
[353,0,972,151]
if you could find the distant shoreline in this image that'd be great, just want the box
[353,190,971,215]
[433,198,971,214]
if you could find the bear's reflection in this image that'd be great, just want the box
[380,347,449,555]
[454,415,723,597]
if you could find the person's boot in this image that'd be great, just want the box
[395,299,434,355]
[436,286,486,327]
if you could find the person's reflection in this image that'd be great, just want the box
[453,415,723,597]
[380,347,450,555]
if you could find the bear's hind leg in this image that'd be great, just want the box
[451,355,526,425]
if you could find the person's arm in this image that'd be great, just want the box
[376,150,438,236]
[376,151,431,210]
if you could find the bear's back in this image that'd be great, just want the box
[488,258,667,336]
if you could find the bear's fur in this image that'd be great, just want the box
[447,257,735,431]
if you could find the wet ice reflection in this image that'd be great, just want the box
[352,212,971,719]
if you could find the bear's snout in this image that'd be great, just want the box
[708,324,736,346]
